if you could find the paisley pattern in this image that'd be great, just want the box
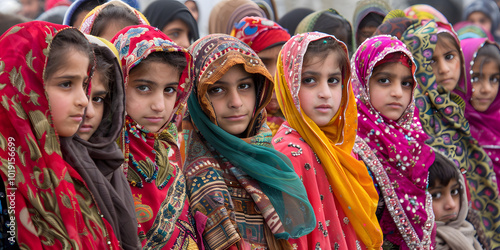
[402,20,500,249]
[0,21,118,249]
[113,25,199,249]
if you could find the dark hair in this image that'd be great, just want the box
[303,37,349,78]
[70,0,106,26]
[437,32,463,65]
[44,28,93,81]
[429,152,460,188]
[90,4,140,37]
[130,51,187,77]
[313,12,353,53]
[93,44,114,92]
[475,43,500,71]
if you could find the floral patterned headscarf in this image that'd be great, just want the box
[275,31,383,248]
[351,35,435,249]
[0,21,119,249]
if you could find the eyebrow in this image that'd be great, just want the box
[53,75,87,80]
[302,71,342,76]
[93,90,108,96]
[132,79,157,86]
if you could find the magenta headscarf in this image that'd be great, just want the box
[459,37,500,185]
[351,35,436,249]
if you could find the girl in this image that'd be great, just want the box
[79,0,149,41]
[0,21,120,249]
[351,35,435,249]
[112,25,199,249]
[208,0,265,34]
[352,0,391,47]
[231,16,291,135]
[183,34,315,249]
[68,35,141,250]
[143,0,199,49]
[460,38,500,190]
[401,20,500,248]
[272,32,383,249]
[464,0,500,43]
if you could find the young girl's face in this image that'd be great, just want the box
[208,64,256,136]
[429,178,461,223]
[257,45,282,77]
[431,38,461,92]
[126,61,179,132]
[369,62,413,121]
[298,52,342,127]
[45,50,90,137]
[467,11,492,33]
[471,57,500,112]
[78,71,108,140]
[162,19,191,49]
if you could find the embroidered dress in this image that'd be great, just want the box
[272,32,383,249]
[0,21,119,249]
[112,25,199,249]
[402,20,500,249]
[183,34,315,250]
[351,35,435,249]
[459,38,500,191]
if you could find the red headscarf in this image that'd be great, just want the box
[0,21,119,249]
[231,16,290,53]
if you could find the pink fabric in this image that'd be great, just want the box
[273,123,366,250]
[352,35,435,249]
[459,37,500,188]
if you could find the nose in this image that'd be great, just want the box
[228,89,243,108]
[150,92,166,112]
[443,194,457,211]
[317,81,333,99]
[437,60,450,75]
[390,83,403,98]
[75,86,89,109]
[481,81,493,93]
[177,36,190,49]
[85,100,95,119]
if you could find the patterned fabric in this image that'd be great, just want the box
[112,25,199,249]
[231,16,290,53]
[404,4,449,23]
[373,10,416,39]
[79,0,149,35]
[184,34,315,249]
[351,35,435,249]
[463,0,500,41]
[454,21,493,41]
[273,31,383,249]
[402,20,500,249]
[459,38,500,191]
[0,21,119,249]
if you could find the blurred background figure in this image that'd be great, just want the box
[277,7,314,35]
[209,0,265,34]
[352,0,391,47]
[463,0,500,43]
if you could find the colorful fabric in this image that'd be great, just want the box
[252,0,278,21]
[79,0,149,35]
[231,16,290,53]
[62,0,106,26]
[59,34,141,250]
[454,21,494,41]
[459,37,500,191]
[295,8,355,53]
[143,0,199,43]
[112,25,199,249]
[183,34,315,249]
[402,20,500,249]
[352,0,391,45]
[463,0,500,41]
[373,13,417,39]
[404,4,449,24]
[273,31,383,249]
[208,0,265,35]
[0,21,119,249]
[351,35,435,249]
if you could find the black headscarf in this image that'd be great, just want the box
[143,0,199,43]
[277,7,314,35]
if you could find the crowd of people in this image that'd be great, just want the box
[1,0,500,249]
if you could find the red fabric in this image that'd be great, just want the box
[231,16,290,53]
[273,123,366,249]
[0,21,119,249]
[374,51,412,69]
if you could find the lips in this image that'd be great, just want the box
[145,117,164,123]
[438,213,458,222]
[387,102,402,108]
[315,104,332,113]
[224,114,247,121]
[70,114,84,122]
[78,124,93,133]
